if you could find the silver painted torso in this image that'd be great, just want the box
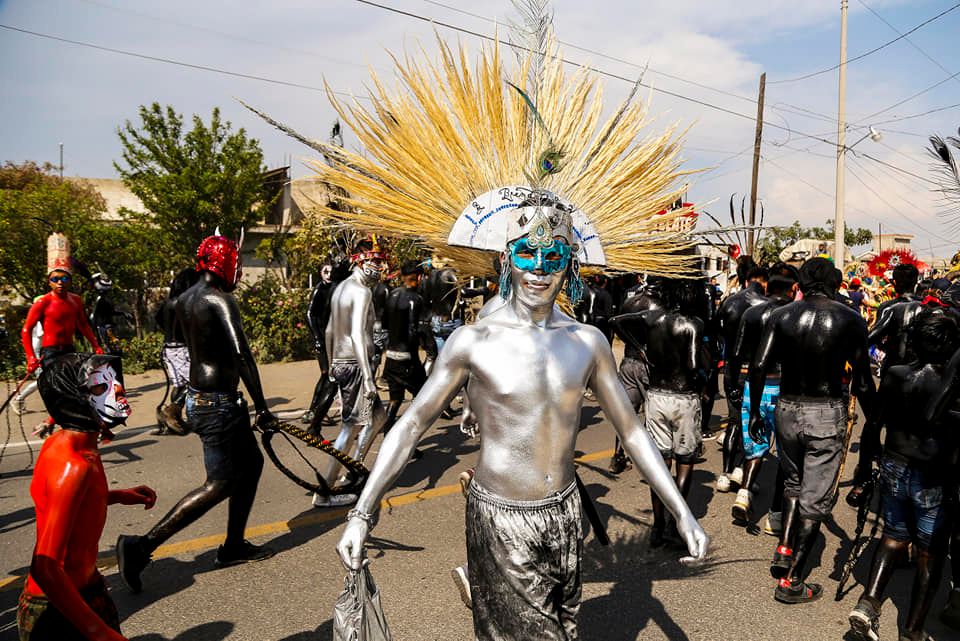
[461,306,594,498]
[328,269,377,362]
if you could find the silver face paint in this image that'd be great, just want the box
[338,254,710,570]
[510,254,567,309]
[359,258,385,283]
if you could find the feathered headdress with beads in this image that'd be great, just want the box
[251,2,698,283]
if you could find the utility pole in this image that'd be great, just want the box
[748,72,766,256]
[59,142,64,179]
[833,0,849,265]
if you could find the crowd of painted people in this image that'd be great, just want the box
[11,229,960,641]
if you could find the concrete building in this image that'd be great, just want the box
[70,167,328,283]
[872,232,913,254]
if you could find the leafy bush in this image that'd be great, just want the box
[237,273,312,363]
[120,332,165,375]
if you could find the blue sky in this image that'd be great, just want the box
[2,0,959,257]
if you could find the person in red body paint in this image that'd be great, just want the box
[21,234,103,437]
[22,270,103,372]
[18,351,153,641]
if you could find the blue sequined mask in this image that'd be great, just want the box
[510,238,572,274]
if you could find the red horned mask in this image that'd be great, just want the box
[196,232,242,291]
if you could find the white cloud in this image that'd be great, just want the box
[1,0,955,254]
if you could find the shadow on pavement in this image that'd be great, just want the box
[0,505,35,535]
[579,531,724,641]
[277,619,332,640]
[391,422,478,492]
[124,380,169,398]
[129,620,234,640]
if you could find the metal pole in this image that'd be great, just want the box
[748,72,766,257]
[834,0,849,265]
[59,142,64,178]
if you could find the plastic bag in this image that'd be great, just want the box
[333,562,393,641]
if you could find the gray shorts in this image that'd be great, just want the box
[775,396,847,521]
[618,356,648,413]
[466,480,582,641]
[645,388,702,463]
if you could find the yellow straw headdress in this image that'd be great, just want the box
[289,30,697,278]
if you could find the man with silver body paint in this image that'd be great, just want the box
[338,197,709,640]
[312,239,389,508]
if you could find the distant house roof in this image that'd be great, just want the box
[68,170,333,224]
[67,177,147,221]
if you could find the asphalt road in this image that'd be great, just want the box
[0,356,955,641]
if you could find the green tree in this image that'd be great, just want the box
[0,161,177,337]
[755,219,872,264]
[115,103,268,263]
[0,161,108,299]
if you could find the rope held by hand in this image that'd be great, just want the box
[261,420,369,497]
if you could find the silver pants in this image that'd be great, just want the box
[466,480,582,641]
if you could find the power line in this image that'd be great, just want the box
[419,0,850,128]
[846,161,953,241]
[769,1,960,84]
[870,102,960,127]
[0,23,369,100]
[856,0,960,88]
[348,0,839,147]
[419,0,840,126]
[856,152,939,186]
[765,155,949,240]
[852,69,960,125]
[76,0,374,70]
[876,140,931,169]
[849,154,932,212]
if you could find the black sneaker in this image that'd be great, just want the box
[848,598,880,641]
[213,540,275,569]
[774,578,822,604]
[116,534,151,594]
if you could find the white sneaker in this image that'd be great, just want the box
[716,475,732,493]
[764,511,782,536]
[732,488,752,522]
[312,492,358,508]
[451,566,472,609]
[729,466,744,486]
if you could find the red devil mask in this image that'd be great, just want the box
[196,231,242,292]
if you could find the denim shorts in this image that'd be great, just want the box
[880,454,951,549]
[741,380,780,460]
[185,388,262,482]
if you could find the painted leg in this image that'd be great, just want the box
[650,457,673,548]
[774,517,823,604]
[771,495,800,578]
[902,545,945,637]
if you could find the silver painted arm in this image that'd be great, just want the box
[337,327,471,569]
[587,330,709,563]
[350,289,377,398]
[324,315,334,379]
